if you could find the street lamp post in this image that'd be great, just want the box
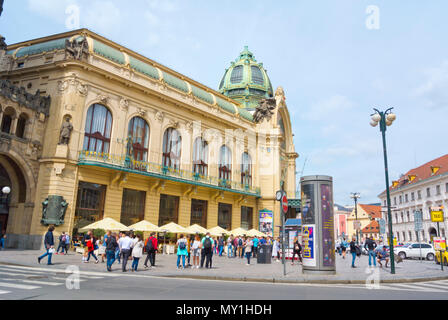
[370,107,397,274]
[350,192,360,245]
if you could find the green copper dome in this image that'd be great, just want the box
[219,46,273,110]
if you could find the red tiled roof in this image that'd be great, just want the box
[359,204,382,219]
[362,220,379,233]
[389,154,448,191]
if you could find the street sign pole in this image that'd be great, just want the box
[276,188,288,276]
[438,222,443,271]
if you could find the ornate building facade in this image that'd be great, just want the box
[0,29,298,249]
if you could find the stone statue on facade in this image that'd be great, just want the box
[65,37,89,60]
[0,80,51,116]
[0,0,4,17]
[253,97,277,123]
[59,117,73,145]
[0,35,6,51]
[41,195,68,226]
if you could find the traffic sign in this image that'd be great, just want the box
[430,208,444,222]
[281,194,288,213]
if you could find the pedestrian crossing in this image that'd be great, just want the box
[0,264,111,296]
[301,280,448,293]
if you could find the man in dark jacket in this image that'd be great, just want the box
[364,236,377,267]
[105,231,118,271]
[38,226,55,265]
[144,232,158,268]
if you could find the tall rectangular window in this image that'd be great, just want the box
[190,199,208,228]
[218,203,232,231]
[158,194,179,226]
[241,206,253,230]
[411,192,415,201]
[120,189,146,226]
[74,182,106,233]
[426,188,431,197]
[417,190,421,200]
[436,185,441,195]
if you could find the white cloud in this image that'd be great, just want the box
[414,60,448,110]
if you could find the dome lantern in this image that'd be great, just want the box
[219,46,273,110]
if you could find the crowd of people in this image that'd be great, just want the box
[336,236,391,268]
[36,226,304,271]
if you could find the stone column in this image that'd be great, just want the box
[10,115,18,135]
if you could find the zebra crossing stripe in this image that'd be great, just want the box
[0,282,40,290]
[0,265,115,277]
[383,283,445,292]
[0,267,103,279]
[415,282,448,291]
[0,290,10,295]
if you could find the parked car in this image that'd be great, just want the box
[394,243,435,261]
[435,250,448,266]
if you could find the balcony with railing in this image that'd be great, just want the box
[77,150,261,197]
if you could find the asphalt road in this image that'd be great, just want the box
[0,264,447,300]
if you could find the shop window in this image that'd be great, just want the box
[120,189,146,226]
[158,194,179,226]
[190,199,208,228]
[241,206,253,230]
[74,182,106,233]
[218,203,232,231]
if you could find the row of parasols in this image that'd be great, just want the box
[78,217,270,238]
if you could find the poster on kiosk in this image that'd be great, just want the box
[301,175,336,274]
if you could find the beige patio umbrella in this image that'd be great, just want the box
[208,226,230,237]
[247,229,268,237]
[230,227,249,237]
[185,224,208,235]
[79,217,130,232]
[159,222,195,234]
[128,220,160,232]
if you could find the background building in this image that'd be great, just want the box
[378,154,448,243]
[346,204,381,241]
[0,29,298,248]
[334,204,351,241]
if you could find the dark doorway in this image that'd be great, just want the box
[218,203,232,231]
[0,164,11,235]
[73,182,106,234]
[191,199,207,228]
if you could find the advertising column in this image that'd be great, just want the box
[301,175,336,274]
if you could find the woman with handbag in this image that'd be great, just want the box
[84,230,99,264]
[38,226,55,265]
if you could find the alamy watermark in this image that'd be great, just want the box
[366,5,380,30]
[65,265,81,290]
[365,266,381,289]
[65,4,80,30]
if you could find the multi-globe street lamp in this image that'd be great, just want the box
[350,192,361,245]
[370,107,397,274]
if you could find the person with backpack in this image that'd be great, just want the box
[64,232,70,254]
[176,234,188,269]
[105,231,118,272]
[291,236,302,265]
[237,236,244,258]
[56,232,66,255]
[144,232,158,268]
[38,226,55,265]
[364,236,378,267]
[200,232,214,268]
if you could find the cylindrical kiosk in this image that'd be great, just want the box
[300,175,336,275]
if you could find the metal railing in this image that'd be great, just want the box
[78,150,261,196]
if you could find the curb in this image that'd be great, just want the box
[154,273,448,285]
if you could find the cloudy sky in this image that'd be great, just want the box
[1,0,447,206]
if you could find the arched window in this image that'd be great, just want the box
[162,128,182,170]
[219,145,232,181]
[16,113,28,139]
[128,116,149,161]
[193,137,208,176]
[241,152,252,187]
[83,104,112,154]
